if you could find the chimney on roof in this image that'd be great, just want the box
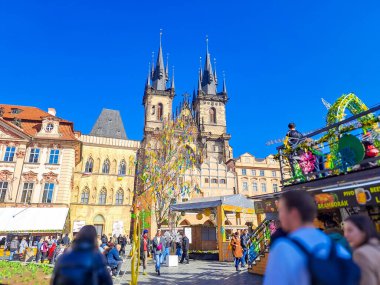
[48,108,56,116]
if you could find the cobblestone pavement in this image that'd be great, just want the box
[114,256,263,285]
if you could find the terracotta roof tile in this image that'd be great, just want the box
[0,104,77,141]
[0,104,69,122]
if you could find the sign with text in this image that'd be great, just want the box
[73,221,85,233]
[253,184,380,213]
[315,184,380,210]
[112,221,124,237]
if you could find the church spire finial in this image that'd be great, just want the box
[152,30,167,90]
[214,57,218,86]
[151,52,155,76]
[201,36,216,95]
[198,68,202,93]
[171,66,175,90]
[206,35,209,55]
[166,53,169,79]
[146,62,151,88]
[159,28,163,48]
[222,71,227,94]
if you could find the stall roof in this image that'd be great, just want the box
[0,207,69,233]
[170,194,255,212]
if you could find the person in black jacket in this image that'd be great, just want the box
[240,229,249,267]
[51,225,112,285]
[285,123,305,176]
[179,231,189,264]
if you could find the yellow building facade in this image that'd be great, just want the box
[69,109,140,237]
[231,153,283,197]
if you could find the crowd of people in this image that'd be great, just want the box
[264,191,380,285]
[2,234,70,264]
[141,229,190,276]
[49,226,191,283]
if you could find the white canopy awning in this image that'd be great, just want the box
[0,207,69,233]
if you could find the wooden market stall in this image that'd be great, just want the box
[170,194,256,261]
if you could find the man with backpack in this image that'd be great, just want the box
[9,236,19,261]
[264,190,360,285]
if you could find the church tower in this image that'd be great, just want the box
[143,33,175,134]
[193,39,232,163]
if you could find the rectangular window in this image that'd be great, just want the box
[251,170,256,176]
[242,182,248,191]
[49,149,60,164]
[42,183,55,203]
[29,148,40,163]
[0,181,8,202]
[220,179,226,184]
[273,183,279,193]
[3,146,16,162]
[261,183,267,193]
[21,182,34,203]
[205,178,209,183]
[242,169,247,175]
[201,227,217,241]
[252,182,258,192]
[272,170,277,177]
[211,178,218,183]
[81,192,89,204]
[260,170,265,177]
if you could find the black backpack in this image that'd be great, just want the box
[289,238,361,285]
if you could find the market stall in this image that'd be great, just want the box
[170,194,256,261]
[0,207,69,259]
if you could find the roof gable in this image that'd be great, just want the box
[0,118,30,140]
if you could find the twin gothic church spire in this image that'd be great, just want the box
[146,33,227,96]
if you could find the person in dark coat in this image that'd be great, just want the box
[140,229,150,275]
[179,231,190,264]
[62,234,70,246]
[106,244,123,276]
[240,229,249,267]
[51,225,112,285]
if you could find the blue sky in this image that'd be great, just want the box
[1,1,380,158]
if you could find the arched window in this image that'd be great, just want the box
[80,188,89,204]
[85,157,94,173]
[115,189,124,205]
[180,219,191,226]
[157,103,163,121]
[102,159,110,174]
[99,188,107,205]
[118,160,126,176]
[209,107,216,124]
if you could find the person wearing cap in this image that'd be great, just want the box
[140,229,150,275]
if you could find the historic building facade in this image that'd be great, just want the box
[140,37,238,230]
[227,153,283,197]
[0,105,80,206]
[70,109,140,237]
[0,105,80,233]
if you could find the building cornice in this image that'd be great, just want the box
[79,135,140,149]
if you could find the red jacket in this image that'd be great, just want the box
[48,243,56,259]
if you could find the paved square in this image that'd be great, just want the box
[116,257,263,285]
